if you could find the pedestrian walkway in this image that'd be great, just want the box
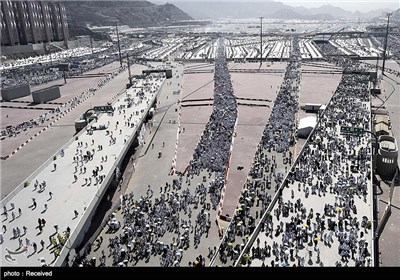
[212,37,302,266]
[244,72,374,267]
[0,74,166,266]
[73,39,239,267]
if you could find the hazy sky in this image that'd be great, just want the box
[164,0,400,13]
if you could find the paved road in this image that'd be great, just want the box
[0,74,165,266]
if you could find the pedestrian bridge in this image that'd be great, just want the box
[0,74,166,266]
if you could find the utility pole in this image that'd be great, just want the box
[46,44,53,66]
[115,21,122,68]
[63,69,67,84]
[260,17,263,66]
[127,53,132,86]
[90,37,93,54]
[49,49,53,66]
[382,12,392,76]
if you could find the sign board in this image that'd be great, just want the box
[93,105,113,112]
[340,126,364,135]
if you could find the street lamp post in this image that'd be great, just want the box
[115,21,122,68]
[90,37,94,54]
[382,13,392,76]
[260,17,263,66]
[127,53,132,86]
[363,129,379,158]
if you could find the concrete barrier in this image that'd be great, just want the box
[32,86,61,103]
[1,84,31,101]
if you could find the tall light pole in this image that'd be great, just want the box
[115,21,122,68]
[126,53,132,86]
[382,12,392,76]
[90,37,93,54]
[260,17,263,65]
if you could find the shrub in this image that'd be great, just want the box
[24,181,29,188]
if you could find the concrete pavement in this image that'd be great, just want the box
[0,74,165,266]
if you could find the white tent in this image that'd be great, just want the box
[297,116,317,139]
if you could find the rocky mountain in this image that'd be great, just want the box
[269,8,334,21]
[171,1,288,19]
[269,9,303,20]
[171,1,394,20]
[62,1,192,28]
[308,4,354,19]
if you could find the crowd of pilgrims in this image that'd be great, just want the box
[213,36,303,266]
[72,38,238,267]
[189,38,237,174]
[1,47,119,90]
[316,39,399,77]
[244,69,373,267]
[72,37,375,267]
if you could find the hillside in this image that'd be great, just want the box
[172,1,394,20]
[172,1,288,19]
[62,1,192,28]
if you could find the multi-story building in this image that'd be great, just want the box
[1,0,69,46]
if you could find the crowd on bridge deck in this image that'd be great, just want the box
[85,179,214,267]
[0,74,165,266]
[1,39,157,91]
[316,39,400,77]
[71,38,240,267]
[214,49,375,268]
[72,163,223,267]
[214,37,303,265]
[244,69,373,267]
[1,178,73,264]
